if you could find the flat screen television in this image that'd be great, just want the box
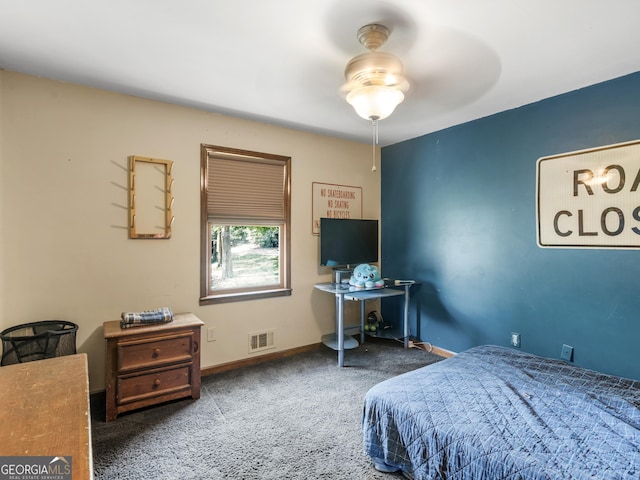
[319,218,378,267]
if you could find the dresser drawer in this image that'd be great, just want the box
[117,363,192,405]
[117,331,194,372]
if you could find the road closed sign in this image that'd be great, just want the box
[537,140,640,248]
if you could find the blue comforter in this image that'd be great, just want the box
[363,345,640,479]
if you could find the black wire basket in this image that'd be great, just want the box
[0,320,78,366]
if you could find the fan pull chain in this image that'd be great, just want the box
[371,118,379,173]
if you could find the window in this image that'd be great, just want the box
[200,144,291,304]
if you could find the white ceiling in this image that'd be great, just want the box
[1,0,639,146]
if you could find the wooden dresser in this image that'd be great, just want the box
[103,312,204,422]
[0,353,93,479]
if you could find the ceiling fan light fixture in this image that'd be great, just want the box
[346,85,405,121]
[342,23,409,173]
[343,24,409,121]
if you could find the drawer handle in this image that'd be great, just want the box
[153,378,161,387]
[153,348,161,357]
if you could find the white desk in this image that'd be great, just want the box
[315,282,410,367]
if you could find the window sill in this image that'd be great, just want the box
[200,288,292,305]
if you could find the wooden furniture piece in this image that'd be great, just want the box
[0,353,93,479]
[103,312,204,422]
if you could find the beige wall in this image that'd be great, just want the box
[0,71,381,391]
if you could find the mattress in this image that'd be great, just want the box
[362,345,640,479]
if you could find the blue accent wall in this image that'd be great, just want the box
[381,72,640,381]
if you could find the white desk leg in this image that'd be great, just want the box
[336,293,345,367]
[403,285,410,348]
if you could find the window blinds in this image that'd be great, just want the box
[206,152,288,224]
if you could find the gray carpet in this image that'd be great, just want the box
[91,338,443,479]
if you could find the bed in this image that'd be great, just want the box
[362,345,640,479]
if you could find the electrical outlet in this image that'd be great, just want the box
[510,332,521,348]
[207,327,217,342]
[561,344,573,362]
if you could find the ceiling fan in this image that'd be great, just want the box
[327,0,499,155]
[342,23,409,172]
[343,23,409,121]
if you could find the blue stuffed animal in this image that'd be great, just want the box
[349,263,385,289]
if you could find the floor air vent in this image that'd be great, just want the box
[249,330,275,353]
